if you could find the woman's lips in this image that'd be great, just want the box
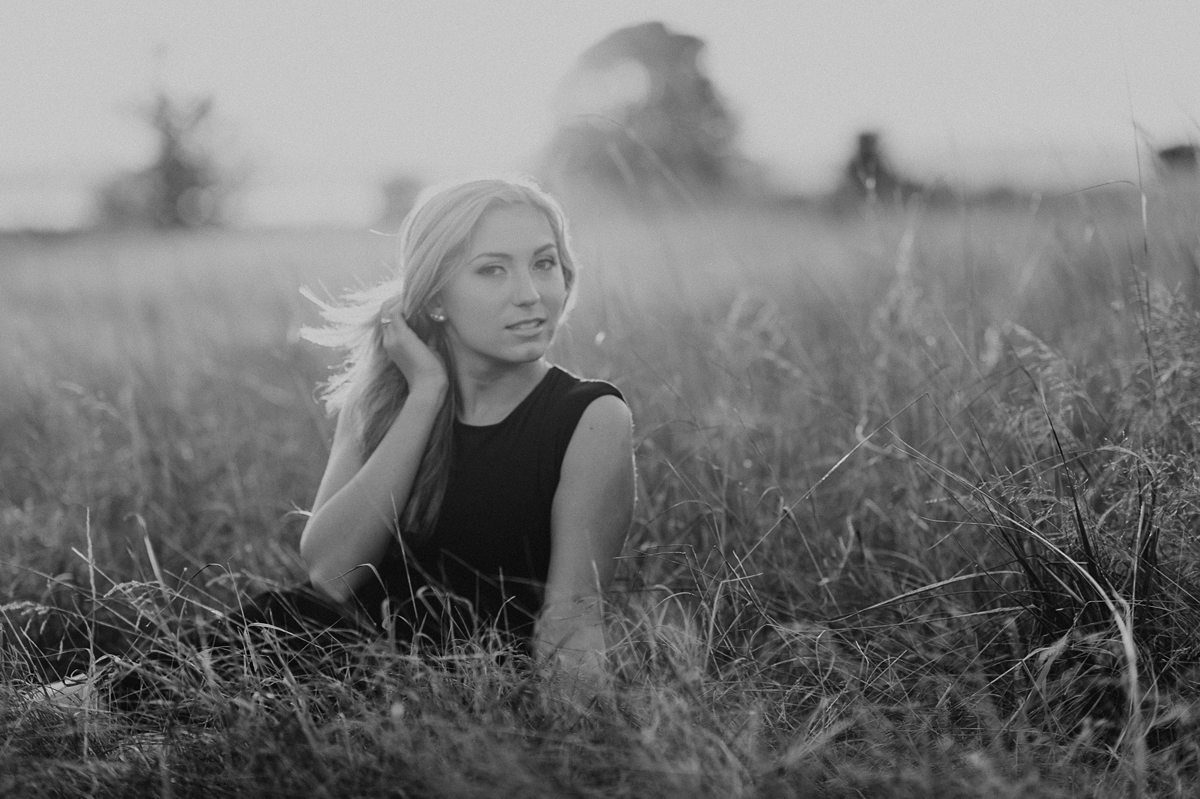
[506,318,545,331]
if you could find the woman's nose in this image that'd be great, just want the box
[512,267,540,305]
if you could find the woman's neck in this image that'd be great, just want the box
[453,358,551,426]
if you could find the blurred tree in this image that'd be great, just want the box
[95,90,232,228]
[543,21,743,198]
[835,130,923,205]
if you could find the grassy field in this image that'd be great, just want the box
[2,181,1200,797]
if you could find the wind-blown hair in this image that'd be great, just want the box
[302,176,578,541]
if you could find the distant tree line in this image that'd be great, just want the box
[94,25,1199,230]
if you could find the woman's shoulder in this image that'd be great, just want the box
[545,365,625,405]
[535,366,628,454]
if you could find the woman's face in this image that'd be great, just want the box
[433,203,568,373]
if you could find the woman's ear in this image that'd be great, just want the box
[427,296,447,323]
[406,301,446,343]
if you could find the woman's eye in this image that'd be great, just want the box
[534,257,558,271]
[479,264,504,276]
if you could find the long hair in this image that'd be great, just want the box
[302,176,578,541]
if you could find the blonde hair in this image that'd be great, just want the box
[303,176,578,540]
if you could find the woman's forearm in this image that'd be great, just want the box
[300,382,446,600]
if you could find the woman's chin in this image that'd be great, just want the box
[457,343,551,371]
[506,344,551,364]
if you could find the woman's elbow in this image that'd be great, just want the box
[298,521,323,579]
[304,561,355,604]
[298,520,352,602]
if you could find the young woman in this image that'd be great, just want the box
[34,176,635,707]
[295,175,636,681]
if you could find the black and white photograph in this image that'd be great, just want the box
[2,2,1199,796]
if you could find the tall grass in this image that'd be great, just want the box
[2,180,1199,797]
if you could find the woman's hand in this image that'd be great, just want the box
[379,302,447,392]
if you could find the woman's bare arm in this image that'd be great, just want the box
[537,394,636,687]
[299,381,445,602]
[300,312,449,602]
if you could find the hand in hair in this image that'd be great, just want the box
[379,302,447,393]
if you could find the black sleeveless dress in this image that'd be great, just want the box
[350,364,628,643]
[352,365,625,647]
[228,367,622,645]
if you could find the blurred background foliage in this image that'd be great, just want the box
[542,21,747,201]
[81,20,1198,232]
[93,90,238,230]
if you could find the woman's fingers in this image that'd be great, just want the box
[379,300,404,330]
[378,303,447,389]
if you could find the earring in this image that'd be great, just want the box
[430,311,446,323]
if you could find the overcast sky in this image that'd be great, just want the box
[3,1,1197,227]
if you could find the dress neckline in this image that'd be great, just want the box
[455,366,560,431]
